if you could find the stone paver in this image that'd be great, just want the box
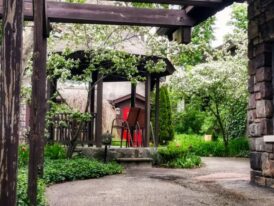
[46,157,274,206]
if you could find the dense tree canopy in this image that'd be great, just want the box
[168,3,248,148]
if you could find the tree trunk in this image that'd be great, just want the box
[0,0,23,205]
[28,0,47,205]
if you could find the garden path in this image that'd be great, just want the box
[46,157,274,206]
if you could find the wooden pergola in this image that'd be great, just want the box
[0,0,240,205]
[48,50,176,147]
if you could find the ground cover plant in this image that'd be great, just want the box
[17,144,123,206]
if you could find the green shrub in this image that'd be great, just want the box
[174,134,249,157]
[44,144,66,160]
[174,105,207,134]
[18,145,29,167]
[43,157,123,184]
[17,144,123,205]
[228,137,250,157]
[158,86,174,144]
[156,144,201,169]
[169,153,202,168]
[17,169,46,206]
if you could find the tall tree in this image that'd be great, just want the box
[158,86,174,144]
[0,0,23,205]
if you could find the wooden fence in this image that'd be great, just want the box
[50,113,94,145]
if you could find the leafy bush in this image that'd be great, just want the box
[174,104,207,134]
[174,134,249,157]
[43,157,123,184]
[168,153,202,168]
[156,145,201,169]
[17,169,46,206]
[44,144,66,160]
[17,144,123,205]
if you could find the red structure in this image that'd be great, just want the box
[112,94,146,146]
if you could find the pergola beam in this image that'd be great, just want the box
[107,0,223,7]
[0,0,195,27]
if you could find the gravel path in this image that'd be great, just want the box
[46,157,274,206]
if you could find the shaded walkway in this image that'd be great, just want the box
[46,157,274,206]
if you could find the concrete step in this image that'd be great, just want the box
[116,157,153,168]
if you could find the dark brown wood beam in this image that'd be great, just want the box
[95,74,103,148]
[0,0,195,27]
[28,0,47,204]
[0,0,23,205]
[144,74,151,147]
[107,0,223,7]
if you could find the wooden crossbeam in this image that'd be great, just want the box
[106,0,223,7]
[0,0,194,27]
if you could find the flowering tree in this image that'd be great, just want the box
[171,28,248,148]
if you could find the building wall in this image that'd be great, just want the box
[248,0,274,187]
[19,103,30,143]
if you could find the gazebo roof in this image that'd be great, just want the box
[111,93,145,106]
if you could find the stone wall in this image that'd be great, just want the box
[248,0,274,188]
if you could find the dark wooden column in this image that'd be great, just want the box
[131,83,136,107]
[28,0,48,205]
[144,74,151,147]
[154,78,160,147]
[47,78,57,143]
[88,73,96,146]
[0,0,23,205]
[129,83,137,146]
[95,74,103,147]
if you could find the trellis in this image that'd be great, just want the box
[0,0,239,205]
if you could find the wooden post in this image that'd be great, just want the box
[144,74,151,147]
[28,0,47,205]
[130,83,137,146]
[47,78,57,143]
[95,74,103,147]
[154,78,160,147]
[88,73,96,146]
[0,0,23,205]
[131,83,136,107]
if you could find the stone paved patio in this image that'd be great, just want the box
[46,157,274,206]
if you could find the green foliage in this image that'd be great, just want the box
[44,144,66,160]
[17,144,123,205]
[47,52,79,81]
[47,101,92,128]
[174,134,249,157]
[171,29,248,147]
[18,145,29,168]
[17,169,46,206]
[226,98,247,139]
[43,157,123,184]
[229,3,248,32]
[169,17,215,67]
[158,86,174,144]
[20,86,32,104]
[174,104,207,134]
[156,145,201,169]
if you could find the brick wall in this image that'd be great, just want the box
[248,0,274,188]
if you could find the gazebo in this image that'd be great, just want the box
[48,50,176,148]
